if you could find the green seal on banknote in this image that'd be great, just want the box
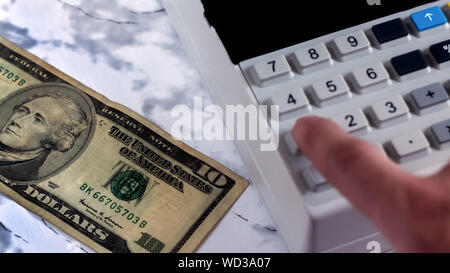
[110,170,146,201]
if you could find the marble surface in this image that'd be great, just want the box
[0,0,288,252]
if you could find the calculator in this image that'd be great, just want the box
[165,0,450,252]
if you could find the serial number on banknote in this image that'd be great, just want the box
[0,65,26,86]
[80,183,148,228]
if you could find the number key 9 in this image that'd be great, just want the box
[332,30,371,61]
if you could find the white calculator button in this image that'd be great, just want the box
[368,95,410,128]
[291,43,333,73]
[284,132,301,156]
[389,131,430,163]
[269,88,309,115]
[333,30,371,61]
[250,55,293,87]
[302,167,328,192]
[311,75,351,107]
[332,109,369,134]
[376,143,388,157]
[349,62,390,94]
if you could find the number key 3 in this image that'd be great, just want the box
[368,95,410,128]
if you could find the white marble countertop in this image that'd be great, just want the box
[0,0,287,253]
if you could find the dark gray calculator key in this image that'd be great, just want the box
[431,120,450,146]
[430,39,450,64]
[411,83,449,110]
[391,50,428,76]
[372,18,408,44]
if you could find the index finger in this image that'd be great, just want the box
[292,116,416,219]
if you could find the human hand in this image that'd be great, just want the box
[292,116,450,252]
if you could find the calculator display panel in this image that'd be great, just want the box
[202,0,438,64]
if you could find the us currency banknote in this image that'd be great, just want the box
[0,36,248,253]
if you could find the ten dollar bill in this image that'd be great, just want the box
[0,35,249,253]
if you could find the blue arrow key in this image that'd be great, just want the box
[410,6,447,32]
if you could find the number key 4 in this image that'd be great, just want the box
[310,75,351,107]
[269,88,310,116]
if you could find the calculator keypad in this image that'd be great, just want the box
[240,3,450,192]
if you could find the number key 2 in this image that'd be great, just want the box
[332,108,369,135]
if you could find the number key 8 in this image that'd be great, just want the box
[291,42,333,73]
